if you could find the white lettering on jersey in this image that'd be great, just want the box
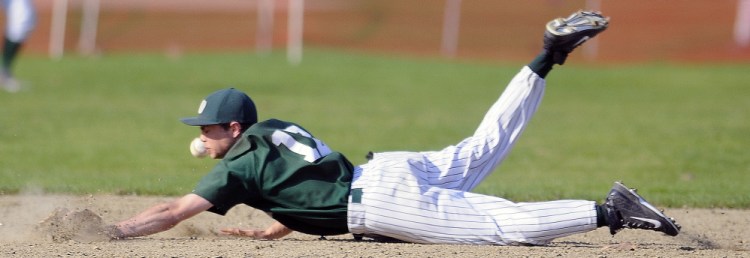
[271,125,332,162]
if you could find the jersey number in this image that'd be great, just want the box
[271,126,332,163]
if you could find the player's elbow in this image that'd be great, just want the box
[163,202,192,223]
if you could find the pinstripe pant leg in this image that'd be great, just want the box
[358,172,597,245]
[350,153,598,245]
[419,66,546,191]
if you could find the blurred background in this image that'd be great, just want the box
[16,0,750,63]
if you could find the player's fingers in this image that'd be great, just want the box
[220,228,259,237]
[219,228,242,235]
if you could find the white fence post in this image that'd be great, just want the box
[287,0,304,65]
[735,0,750,47]
[583,0,602,61]
[257,0,274,55]
[441,0,461,58]
[78,0,100,56]
[49,0,68,59]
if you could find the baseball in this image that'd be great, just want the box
[190,137,207,158]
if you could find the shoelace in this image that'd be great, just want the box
[623,219,658,230]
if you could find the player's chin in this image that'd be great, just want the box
[209,150,225,159]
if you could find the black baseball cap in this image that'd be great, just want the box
[180,88,258,126]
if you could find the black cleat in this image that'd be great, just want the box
[543,11,609,64]
[604,181,681,236]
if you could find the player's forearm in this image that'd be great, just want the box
[107,194,212,239]
[109,203,182,239]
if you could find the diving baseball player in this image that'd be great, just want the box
[1,0,35,92]
[104,11,680,245]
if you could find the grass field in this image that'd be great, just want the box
[1,49,748,208]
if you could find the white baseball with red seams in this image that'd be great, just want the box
[190,137,207,158]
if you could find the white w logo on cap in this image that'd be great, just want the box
[198,100,207,114]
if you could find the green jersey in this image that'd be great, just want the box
[192,119,354,235]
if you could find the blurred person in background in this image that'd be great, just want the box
[1,0,35,93]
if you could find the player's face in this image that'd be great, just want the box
[199,123,241,159]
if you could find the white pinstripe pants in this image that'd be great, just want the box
[347,66,598,245]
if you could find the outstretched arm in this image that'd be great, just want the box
[108,193,213,239]
[220,221,293,240]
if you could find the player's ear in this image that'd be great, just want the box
[229,121,243,138]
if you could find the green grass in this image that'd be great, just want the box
[1,49,748,208]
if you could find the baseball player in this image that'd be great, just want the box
[105,11,680,245]
[1,0,35,92]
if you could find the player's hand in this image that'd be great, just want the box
[220,228,266,239]
[220,222,293,240]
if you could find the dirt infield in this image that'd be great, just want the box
[0,194,747,257]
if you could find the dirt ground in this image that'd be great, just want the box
[0,194,747,257]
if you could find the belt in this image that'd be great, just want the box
[350,188,363,204]
[349,188,364,240]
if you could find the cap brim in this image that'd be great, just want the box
[180,117,219,126]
